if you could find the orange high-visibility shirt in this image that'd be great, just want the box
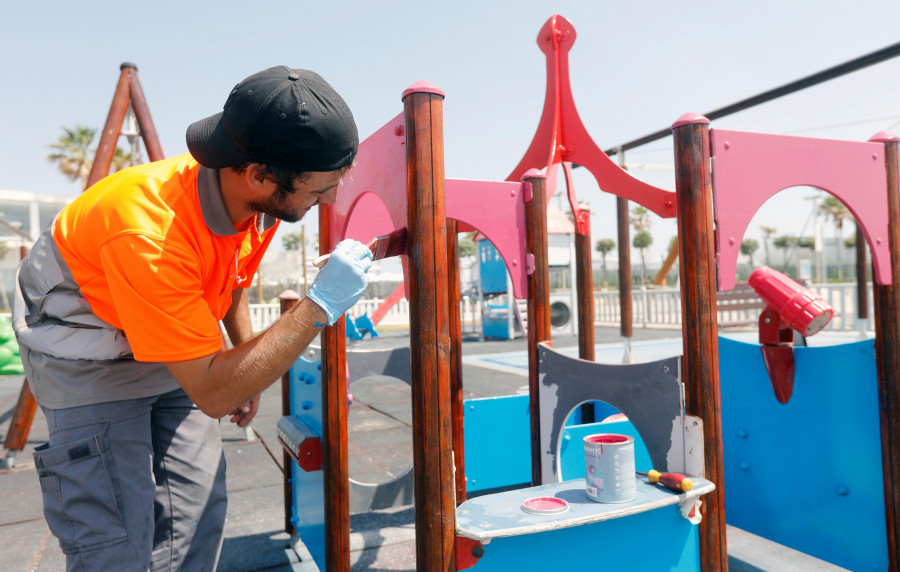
[53,154,279,362]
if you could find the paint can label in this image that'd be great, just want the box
[584,433,636,503]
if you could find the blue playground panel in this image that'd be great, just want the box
[481,304,512,340]
[286,356,327,570]
[477,240,508,295]
[467,507,700,571]
[463,394,648,493]
[719,336,886,571]
[457,477,707,571]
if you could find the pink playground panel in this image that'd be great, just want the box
[709,125,893,290]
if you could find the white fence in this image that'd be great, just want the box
[249,282,874,334]
[249,295,481,333]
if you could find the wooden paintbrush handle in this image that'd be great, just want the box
[312,253,330,269]
[312,236,378,269]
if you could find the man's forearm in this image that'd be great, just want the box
[222,287,254,346]
[168,297,327,418]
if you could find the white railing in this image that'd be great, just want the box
[249,296,481,333]
[593,282,874,333]
[249,282,874,334]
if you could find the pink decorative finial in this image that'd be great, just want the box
[672,113,710,129]
[521,168,546,180]
[869,131,900,143]
[401,81,445,100]
[537,14,576,53]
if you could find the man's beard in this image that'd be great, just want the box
[247,190,306,223]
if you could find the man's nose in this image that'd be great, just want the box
[319,186,339,205]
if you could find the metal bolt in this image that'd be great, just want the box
[737,428,749,438]
[740,462,750,471]
[472,544,485,558]
[836,485,850,496]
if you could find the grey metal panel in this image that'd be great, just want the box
[538,342,682,484]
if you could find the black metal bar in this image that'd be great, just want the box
[600,41,900,158]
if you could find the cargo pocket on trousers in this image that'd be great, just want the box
[33,430,127,554]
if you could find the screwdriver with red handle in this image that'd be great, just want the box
[637,470,693,492]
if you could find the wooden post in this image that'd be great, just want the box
[856,223,869,320]
[86,64,134,188]
[574,211,595,362]
[2,382,38,453]
[617,197,633,340]
[402,83,455,571]
[671,113,728,571]
[126,65,164,163]
[574,208,596,423]
[447,219,466,503]
[870,132,900,570]
[86,63,165,188]
[523,170,551,486]
[318,203,351,572]
[279,290,301,536]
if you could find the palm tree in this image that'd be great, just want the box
[458,232,476,258]
[282,232,303,251]
[740,238,759,269]
[818,196,853,280]
[773,235,797,272]
[48,126,96,188]
[48,126,133,189]
[760,226,776,267]
[595,238,615,287]
[633,230,653,284]
[629,206,651,233]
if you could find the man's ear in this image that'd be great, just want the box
[245,163,271,189]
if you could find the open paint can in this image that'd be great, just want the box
[584,433,636,503]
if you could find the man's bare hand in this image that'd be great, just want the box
[228,393,261,427]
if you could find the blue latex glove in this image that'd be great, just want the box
[307,240,373,325]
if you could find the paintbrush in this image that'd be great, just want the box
[312,227,408,269]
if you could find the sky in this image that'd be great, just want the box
[2,0,899,267]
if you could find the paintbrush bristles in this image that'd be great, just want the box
[371,227,407,260]
[311,227,408,269]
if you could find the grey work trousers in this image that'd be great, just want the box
[33,387,227,571]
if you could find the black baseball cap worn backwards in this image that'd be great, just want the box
[186,66,358,172]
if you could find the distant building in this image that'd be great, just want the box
[0,190,73,310]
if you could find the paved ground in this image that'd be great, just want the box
[0,325,849,571]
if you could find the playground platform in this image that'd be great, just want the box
[0,325,855,571]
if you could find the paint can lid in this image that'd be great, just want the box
[521,496,569,515]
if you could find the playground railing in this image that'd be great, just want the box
[592,281,873,333]
[247,281,873,335]
[248,295,482,334]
